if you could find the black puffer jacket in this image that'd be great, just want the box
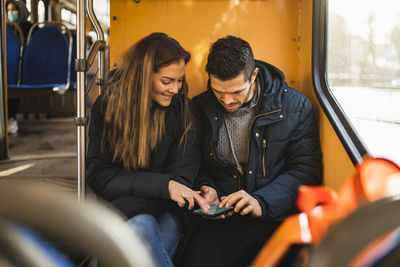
[87,92,201,218]
[193,60,323,221]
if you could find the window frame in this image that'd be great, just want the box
[312,0,370,165]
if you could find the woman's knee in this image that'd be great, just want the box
[157,212,182,256]
[127,214,158,235]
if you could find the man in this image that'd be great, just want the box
[180,36,322,267]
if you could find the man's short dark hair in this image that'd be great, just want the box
[206,35,255,81]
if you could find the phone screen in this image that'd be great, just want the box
[193,204,234,218]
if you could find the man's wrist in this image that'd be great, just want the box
[252,195,268,219]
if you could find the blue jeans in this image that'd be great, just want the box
[127,212,181,267]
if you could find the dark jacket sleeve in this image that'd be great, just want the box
[161,99,202,189]
[191,97,220,194]
[194,163,220,195]
[87,96,171,201]
[252,99,323,221]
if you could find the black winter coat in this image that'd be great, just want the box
[193,60,323,221]
[87,92,201,218]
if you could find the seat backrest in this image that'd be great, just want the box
[70,32,77,86]
[6,25,20,85]
[0,221,75,267]
[21,25,69,86]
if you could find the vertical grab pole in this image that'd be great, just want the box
[76,0,86,202]
[87,0,105,93]
[0,0,9,159]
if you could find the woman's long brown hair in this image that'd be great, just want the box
[103,33,192,169]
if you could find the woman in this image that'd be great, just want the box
[6,0,33,135]
[6,0,32,42]
[87,33,208,267]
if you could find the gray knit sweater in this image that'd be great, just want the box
[216,83,260,166]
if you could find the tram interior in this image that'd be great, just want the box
[1,0,106,191]
[0,0,400,266]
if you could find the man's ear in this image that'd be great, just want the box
[251,68,259,82]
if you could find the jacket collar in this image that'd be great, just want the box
[254,60,287,114]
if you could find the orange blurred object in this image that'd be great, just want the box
[253,157,400,267]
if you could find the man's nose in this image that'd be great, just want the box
[220,94,234,105]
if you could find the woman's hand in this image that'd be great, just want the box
[168,180,209,212]
[200,186,220,205]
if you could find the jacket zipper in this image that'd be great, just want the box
[210,138,241,190]
[246,109,282,170]
[262,139,267,176]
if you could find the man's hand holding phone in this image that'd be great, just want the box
[193,204,234,218]
[198,186,234,219]
[200,186,219,205]
[219,190,262,217]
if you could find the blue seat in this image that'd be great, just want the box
[13,223,75,267]
[9,25,71,91]
[6,25,20,86]
[70,32,77,88]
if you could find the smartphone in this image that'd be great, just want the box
[193,204,234,218]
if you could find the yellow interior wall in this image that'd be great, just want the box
[109,0,355,191]
[297,0,354,191]
[109,0,299,96]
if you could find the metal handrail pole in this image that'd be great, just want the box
[76,0,86,202]
[87,0,105,93]
[86,40,106,68]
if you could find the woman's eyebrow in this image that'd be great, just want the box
[161,75,185,80]
[161,76,174,80]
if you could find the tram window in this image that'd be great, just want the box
[38,0,45,22]
[61,8,76,27]
[326,0,400,165]
[26,0,31,12]
[94,0,110,33]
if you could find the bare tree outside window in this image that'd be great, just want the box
[327,0,400,165]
